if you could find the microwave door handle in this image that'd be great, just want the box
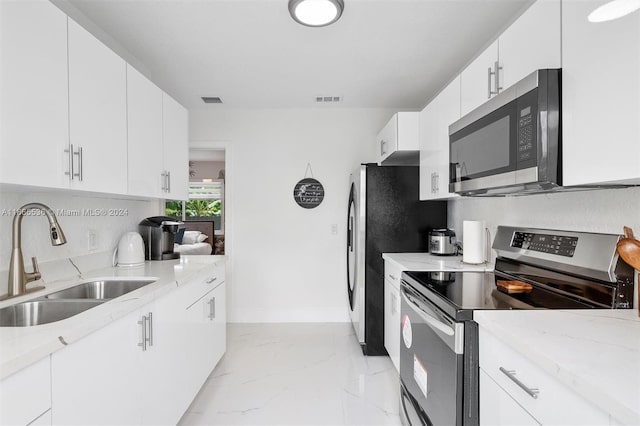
[401,288,454,336]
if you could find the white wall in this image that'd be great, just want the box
[448,187,640,262]
[190,108,395,322]
[0,189,158,295]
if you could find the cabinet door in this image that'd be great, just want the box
[162,93,189,200]
[204,281,227,373]
[419,101,439,200]
[420,77,461,200]
[0,0,69,189]
[480,368,539,426]
[499,0,561,89]
[127,65,163,198]
[562,0,640,185]
[0,357,51,426]
[377,114,398,163]
[68,19,127,194]
[51,308,143,425]
[460,40,499,116]
[384,278,400,372]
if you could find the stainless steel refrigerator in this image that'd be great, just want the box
[347,163,447,355]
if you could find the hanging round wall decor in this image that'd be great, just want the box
[293,164,324,209]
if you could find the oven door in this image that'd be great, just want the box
[399,282,478,426]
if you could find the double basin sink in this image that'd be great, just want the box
[0,279,156,327]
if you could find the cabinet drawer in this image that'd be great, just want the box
[479,327,611,425]
[384,261,402,290]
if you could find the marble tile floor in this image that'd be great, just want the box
[179,323,402,426]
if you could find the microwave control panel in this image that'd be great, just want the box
[511,232,578,257]
[517,106,535,161]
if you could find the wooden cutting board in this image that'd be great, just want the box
[496,280,533,294]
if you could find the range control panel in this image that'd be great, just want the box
[511,232,578,257]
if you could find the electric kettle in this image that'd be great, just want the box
[113,232,145,267]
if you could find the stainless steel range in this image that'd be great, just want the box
[399,226,634,426]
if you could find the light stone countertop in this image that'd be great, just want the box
[474,310,640,425]
[382,252,493,272]
[0,255,225,380]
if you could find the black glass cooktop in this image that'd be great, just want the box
[402,264,607,321]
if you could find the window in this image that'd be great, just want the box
[165,180,224,232]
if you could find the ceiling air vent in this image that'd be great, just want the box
[202,97,223,104]
[315,95,342,103]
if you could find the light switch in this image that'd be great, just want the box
[88,229,98,250]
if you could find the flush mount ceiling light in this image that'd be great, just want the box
[289,0,344,27]
[588,0,640,22]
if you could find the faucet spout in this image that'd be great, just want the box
[3,203,68,300]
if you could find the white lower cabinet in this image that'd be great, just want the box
[51,266,226,425]
[383,261,402,372]
[0,357,51,426]
[479,326,612,426]
[480,369,538,426]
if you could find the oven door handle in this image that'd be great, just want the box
[401,288,454,337]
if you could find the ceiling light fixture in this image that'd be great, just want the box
[588,0,640,22]
[288,0,344,27]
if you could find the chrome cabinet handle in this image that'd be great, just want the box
[499,367,539,399]
[75,146,83,181]
[488,61,503,97]
[380,140,386,156]
[206,277,217,284]
[434,172,439,193]
[389,274,398,281]
[138,315,147,351]
[167,171,171,193]
[64,144,74,180]
[147,311,153,347]
[160,171,167,192]
[208,297,216,320]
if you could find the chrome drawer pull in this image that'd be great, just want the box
[499,367,539,399]
[138,315,147,351]
[206,277,217,284]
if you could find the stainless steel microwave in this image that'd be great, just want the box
[449,69,561,196]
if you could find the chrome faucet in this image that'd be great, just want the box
[3,203,67,300]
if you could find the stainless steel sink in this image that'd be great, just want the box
[45,279,156,300]
[0,299,106,327]
[0,278,157,327]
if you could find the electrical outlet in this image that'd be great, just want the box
[331,224,338,235]
[88,229,98,251]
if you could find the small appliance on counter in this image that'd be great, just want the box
[113,231,145,267]
[138,216,183,260]
[428,228,457,255]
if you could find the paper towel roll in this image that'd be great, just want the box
[463,220,486,264]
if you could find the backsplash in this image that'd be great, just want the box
[448,186,640,261]
[0,190,158,295]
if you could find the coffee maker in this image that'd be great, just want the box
[138,216,184,260]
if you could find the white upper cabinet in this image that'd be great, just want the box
[127,65,164,198]
[499,0,561,89]
[562,0,640,186]
[420,77,461,200]
[460,0,561,116]
[376,112,419,165]
[162,94,189,201]
[460,40,499,116]
[68,18,128,194]
[0,0,69,189]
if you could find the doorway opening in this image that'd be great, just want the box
[165,149,226,255]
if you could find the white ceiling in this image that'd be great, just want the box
[59,0,531,110]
